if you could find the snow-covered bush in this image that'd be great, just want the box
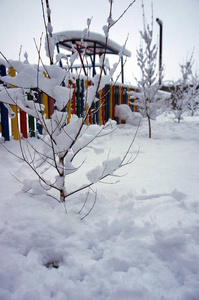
[170,55,199,122]
[0,0,137,213]
[129,3,168,138]
[186,72,199,116]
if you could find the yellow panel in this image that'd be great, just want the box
[41,92,49,119]
[9,67,19,140]
[67,101,71,124]
[119,86,122,124]
[85,104,89,126]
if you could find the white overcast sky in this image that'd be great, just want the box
[0,0,199,84]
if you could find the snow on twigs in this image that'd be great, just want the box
[0,61,72,115]
[86,157,121,183]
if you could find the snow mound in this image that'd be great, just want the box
[115,104,142,126]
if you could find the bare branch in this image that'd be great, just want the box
[80,189,97,220]
[109,1,136,28]
[0,52,13,68]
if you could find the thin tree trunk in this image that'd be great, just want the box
[60,187,65,203]
[59,157,66,202]
[147,115,151,138]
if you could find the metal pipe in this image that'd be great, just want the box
[156,18,163,85]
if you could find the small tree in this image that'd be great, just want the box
[129,3,166,138]
[0,0,137,215]
[170,56,194,122]
[187,71,199,116]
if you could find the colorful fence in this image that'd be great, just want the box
[0,65,138,141]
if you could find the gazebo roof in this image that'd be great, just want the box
[53,30,131,57]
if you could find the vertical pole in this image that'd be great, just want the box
[41,73,49,120]
[56,44,63,68]
[102,88,105,125]
[48,97,54,117]
[119,85,122,124]
[9,67,19,140]
[66,84,71,124]
[35,91,42,135]
[99,89,102,126]
[45,0,54,65]
[95,94,99,125]
[156,18,163,85]
[41,92,49,119]
[127,87,131,107]
[92,102,96,124]
[123,87,127,105]
[104,85,108,122]
[84,80,89,125]
[92,42,96,77]
[0,103,10,141]
[115,85,119,124]
[135,88,139,112]
[112,85,115,120]
[80,79,84,117]
[109,85,113,120]
[72,82,76,115]
[76,79,80,117]
[20,110,28,138]
[0,65,10,141]
[27,93,35,137]
[121,56,124,84]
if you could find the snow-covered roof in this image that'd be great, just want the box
[53,30,131,57]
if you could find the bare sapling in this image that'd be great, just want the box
[170,54,199,121]
[0,0,138,217]
[129,2,168,138]
[187,71,199,116]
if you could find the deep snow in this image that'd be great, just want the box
[0,113,199,300]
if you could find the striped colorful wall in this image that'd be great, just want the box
[0,65,138,141]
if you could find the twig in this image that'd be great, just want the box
[0,52,13,68]
[81,189,97,220]
[109,1,136,28]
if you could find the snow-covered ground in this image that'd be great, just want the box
[0,113,199,300]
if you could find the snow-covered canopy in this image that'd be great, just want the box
[53,30,131,57]
[53,30,131,82]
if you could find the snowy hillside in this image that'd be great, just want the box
[0,114,199,300]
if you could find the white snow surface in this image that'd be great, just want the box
[115,104,142,126]
[53,30,131,57]
[0,114,199,300]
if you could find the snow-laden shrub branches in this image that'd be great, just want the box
[0,0,137,216]
[170,55,199,122]
[41,0,54,65]
[129,2,167,138]
[187,72,199,116]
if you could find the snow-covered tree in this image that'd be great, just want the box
[0,0,137,214]
[129,3,167,138]
[186,72,199,116]
[170,56,195,122]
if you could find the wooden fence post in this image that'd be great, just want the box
[76,79,81,117]
[0,65,10,141]
[20,110,28,138]
[9,67,19,140]
[27,93,35,137]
